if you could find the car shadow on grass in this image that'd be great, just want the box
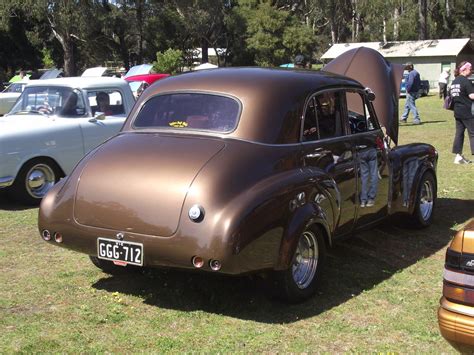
[92,197,473,324]
[0,191,36,211]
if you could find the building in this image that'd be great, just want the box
[321,38,474,89]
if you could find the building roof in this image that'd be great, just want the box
[321,38,472,60]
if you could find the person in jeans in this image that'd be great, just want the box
[359,148,378,207]
[450,61,474,164]
[400,62,422,125]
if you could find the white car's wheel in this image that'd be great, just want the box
[9,159,61,205]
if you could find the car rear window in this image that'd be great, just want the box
[133,93,240,133]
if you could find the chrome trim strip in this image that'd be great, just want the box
[440,296,474,317]
[444,268,474,287]
[0,176,14,188]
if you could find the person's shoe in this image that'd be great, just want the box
[360,201,367,208]
[399,117,407,123]
[454,154,472,164]
[366,199,375,207]
[413,120,422,125]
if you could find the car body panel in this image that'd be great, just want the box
[439,219,474,352]
[125,73,169,97]
[0,77,134,189]
[39,49,437,279]
[0,81,28,115]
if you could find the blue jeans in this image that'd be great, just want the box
[401,93,420,122]
[359,148,378,203]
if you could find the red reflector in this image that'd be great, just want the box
[113,261,127,267]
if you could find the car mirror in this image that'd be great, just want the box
[89,113,106,123]
[365,88,376,101]
[94,112,106,120]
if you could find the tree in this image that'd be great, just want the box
[243,1,316,66]
[152,48,183,74]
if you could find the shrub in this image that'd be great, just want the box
[152,48,183,74]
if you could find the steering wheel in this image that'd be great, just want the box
[37,104,53,115]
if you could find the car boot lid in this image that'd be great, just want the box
[73,133,225,237]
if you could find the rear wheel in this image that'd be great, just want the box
[410,171,436,228]
[8,159,61,205]
[272,225,326,303]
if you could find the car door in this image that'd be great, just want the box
[345,90,390,227]
[80,89,128,152]
[301,90,357,237]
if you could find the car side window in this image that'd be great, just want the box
[88,89,125,116]
[346,91,378,134]
[302,91,344,142]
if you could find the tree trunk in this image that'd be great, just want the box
[201,39,208,63]
[63,38,75,77]
[136,0,144,63]
[445,0,450,17]
[418,0,427,40]
[393,6,399,40]
[383,17,387,44]
[351,0,356,42]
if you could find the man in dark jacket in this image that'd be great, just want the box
[400,62,421,125]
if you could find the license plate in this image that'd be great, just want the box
[97,238,143,266]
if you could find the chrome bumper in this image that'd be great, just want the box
[0,176,14,188]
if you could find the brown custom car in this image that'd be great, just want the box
[39,48,438,302]
[439,219,474,352]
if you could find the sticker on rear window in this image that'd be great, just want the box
[169,121,188,128]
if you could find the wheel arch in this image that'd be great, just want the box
[408,163,437,215]
[14,156,66,183]
[275,202,332,271]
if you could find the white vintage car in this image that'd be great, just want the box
[0,81,28,115]
[0,77,135,204]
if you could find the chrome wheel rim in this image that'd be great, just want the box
[419,179,434,221]
[25,164,55,198]
[292,230,318,289]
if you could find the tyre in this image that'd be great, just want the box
[410,171,436,228]
[8,159,62,205]
[89,256,141,275]
[271,225,326,303]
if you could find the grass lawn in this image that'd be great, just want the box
[1,94,473,352]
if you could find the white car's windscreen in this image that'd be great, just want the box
[9,86,86,117]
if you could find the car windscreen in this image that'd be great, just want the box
[133,93,240,133]
[3,83,24,93]
[9,86,86,117]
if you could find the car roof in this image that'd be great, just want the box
[124,67,362,144]
[25,76,129,89]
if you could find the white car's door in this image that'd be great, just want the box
[80,89,128,152]
[79,114,126,153]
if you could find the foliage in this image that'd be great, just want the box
[0,0,472,77]
[41,48,55,68]
[152,48,184,74]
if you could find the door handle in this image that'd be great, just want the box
[305,153,322,158]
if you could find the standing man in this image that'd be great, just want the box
[294,54,306,69]
[400,62,422,125]
[438,68,451,99]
